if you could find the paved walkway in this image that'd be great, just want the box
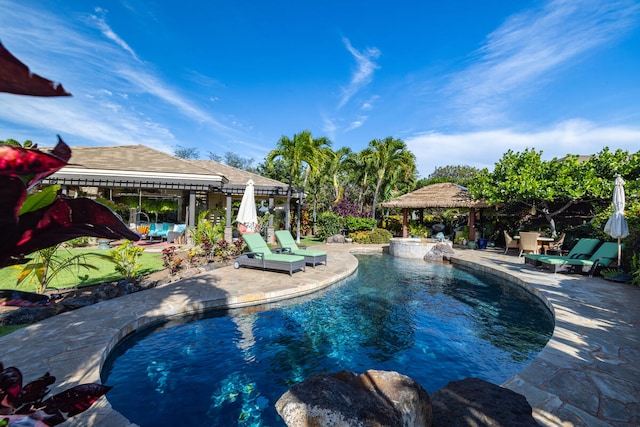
[1,245,638,426]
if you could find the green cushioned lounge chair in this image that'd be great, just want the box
[275,230,327,267]
[235,233,306,276]
[523,238,600,267]
[539,242,623,276]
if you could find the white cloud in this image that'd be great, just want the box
[0,1,231,150]
[345,117,367,132]
[406,120,640,178]
[446,0,640,126]
[338,38,381,108]
[87,8,141,62]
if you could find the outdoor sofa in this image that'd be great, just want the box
[235,233,306,276]
[275,230,327,267]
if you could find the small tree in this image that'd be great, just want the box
[14,244,99,294]
[110,240,144,282]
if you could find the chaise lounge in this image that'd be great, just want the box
[538,241,622,276]
[523,238,600,267]
[235,233,306,276]
[275,230,327,267]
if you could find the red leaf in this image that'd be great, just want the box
[40,383,112,423]
[0,41,71,97]
[17,372,55,406]
[28,137,72,188]
[0,146,67,182]
[1,198,140,267]
[0,290,53,308]
[0,367,22,408]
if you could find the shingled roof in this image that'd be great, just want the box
[380,182,490,209]
[44,145,290,194]
[65,145,215,175]
[188,159,289,192]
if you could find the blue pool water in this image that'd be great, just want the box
[102,254,553,426]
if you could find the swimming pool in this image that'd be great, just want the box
[102,253,553,426]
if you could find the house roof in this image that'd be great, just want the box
[188,159,291,195]
[44,145,291,195]
[379,182,490,209]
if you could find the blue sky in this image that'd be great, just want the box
[1,0,639,178]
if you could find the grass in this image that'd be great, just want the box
[0,324,27,338]
[0,248,165,293]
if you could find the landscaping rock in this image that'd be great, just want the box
[116,280,140,296]
[59,296,95,310]
[326,234,346,244]
[424,242,455,262]
[430,378,537,427]
[0,305,63,326]
[90,283,119,302]
[276,369,432,427]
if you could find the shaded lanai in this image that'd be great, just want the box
[43,144,295,241]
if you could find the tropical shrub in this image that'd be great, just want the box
[382,215,403,236]
[161,246,182,275]
[109,240,144,281]
[349,228,393,244]
[0,361,111,426]
[65,237,91,248]
[316,211,343,239]
[343,216,376,233]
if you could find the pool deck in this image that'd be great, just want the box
[1,245,638,426]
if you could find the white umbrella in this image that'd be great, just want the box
[604,176,629,268]
[236,179,258,233]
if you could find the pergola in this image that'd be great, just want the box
[380,182,491,240]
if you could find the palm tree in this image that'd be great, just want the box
[367,137,417,221]
[266,130,331,241]
[346,148,375,214]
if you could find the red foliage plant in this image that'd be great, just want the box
[0,40,135,425]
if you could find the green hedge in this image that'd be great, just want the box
[349,228,393,244]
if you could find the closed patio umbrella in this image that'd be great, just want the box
[236,179,258,233]
[603,176,629,268]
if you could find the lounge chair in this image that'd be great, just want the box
[524,238,600,267]
[539,242,623,276]
[275,230,327,267]
[235,233,306,276]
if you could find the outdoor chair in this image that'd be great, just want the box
[167,224,187,243]
[538,242,623,276]
[235,233,306,276]
[518,232,541,257]
[542,233,566,255]
[503,231,520,255]
[524,238,600,267]
[275,230,327,267]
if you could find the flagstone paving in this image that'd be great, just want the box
[1,244,638,426]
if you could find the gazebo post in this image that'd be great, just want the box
[468,207,476,241]
[403,208,408,238]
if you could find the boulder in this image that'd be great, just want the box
[116,280,140,296]
[430,378,537,427]
[326,234,346,244]
[90,283,119,302]
[0,305,62,326]
[276,370,432,427]
[424,242,455,262]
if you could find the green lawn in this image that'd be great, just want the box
[0,248,165,292]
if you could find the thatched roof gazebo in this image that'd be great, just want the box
[380,182,490,240]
